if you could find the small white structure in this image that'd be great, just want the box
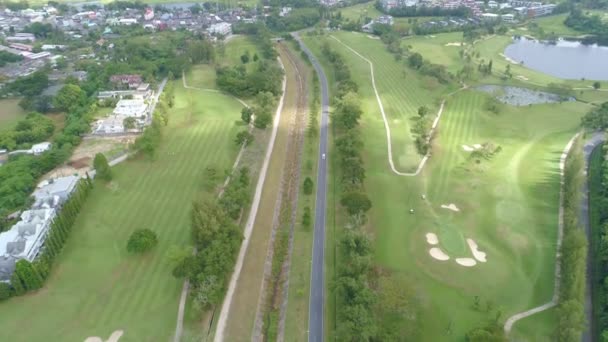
[94,117,125,134]
[207,22,232,36]
[502,14,515,22]
[31,142,51,155]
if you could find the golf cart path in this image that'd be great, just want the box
[172,73,256,342]
[504,133,605,334]
[213,58,288,342]
[329,35,464,177]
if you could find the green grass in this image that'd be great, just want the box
[303,30,595,340]
[221,35,261,71]
[0,98,26,133]
[338,1,439,30]
[405,32,465,73]
[530,13,581,37]
[0,79,243,341]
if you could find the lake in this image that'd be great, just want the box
[504,37,608,80]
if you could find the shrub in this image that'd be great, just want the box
[93,153,112,181]
[303,177,314,195]
[127,229,159,254]
[0,282,11,301]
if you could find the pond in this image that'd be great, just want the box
[475,85,574,106]
[504,37,608,81]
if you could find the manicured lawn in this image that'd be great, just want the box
[0,98,26,132]
[531,13,581,37]
[405,32,465,73]
[222,35,261,71]
[339,1,383,22]
[303,30,592,340]
[0,79,243,341]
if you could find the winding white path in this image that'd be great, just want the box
[329,35,451,177]
[213,58,288,342]
[503,133,580,333]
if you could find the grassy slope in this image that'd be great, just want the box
[531,13,581,37]
[404,32,464,73]
[0,80,243,342]
[0,98,26,133]
[304,30,591,340]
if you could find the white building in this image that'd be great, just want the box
[5,33,36,42]
[119,18,138,26]
[113,99,148,118]
[31,142,51,155]
[207,22,232,36]
[0,175,79,283]
[502,13,515,22]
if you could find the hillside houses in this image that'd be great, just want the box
[0,175,79,283]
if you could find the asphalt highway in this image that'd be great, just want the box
[292,32,329,342]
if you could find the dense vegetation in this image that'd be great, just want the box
[1,179,93,300]
[556,136,587,342]
[266,7,321,32]
[376,1,470,17]
[565,9,608,44]
[0,51,22,67]
[0,112,54,150]
[126,229,159,254]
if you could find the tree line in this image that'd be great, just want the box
[321,42,380,340]
[565,9,608,45]
[0,178,94,301]
[556,135,587,342]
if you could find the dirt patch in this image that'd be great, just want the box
[69,157,91,169]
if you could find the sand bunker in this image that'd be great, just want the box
[367,35,380,40]
[429,247,450,261]
[455,258,477,267]
[499,53,519,65]
[462,145,475,152]
[85,330,124,342]
[426,232,439,245]
[473,144,483,149]
[441,204,460,212]
[467,239,487,262]
[516,75,529,81]
[445,42,464,47]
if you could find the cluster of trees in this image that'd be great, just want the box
[556,136,587,341]
[581,102,608,130]
[216,60,283,98]
[93,153,113,182]
[565,9,608,45]
[218,167,251,220]
[0,51,22,67]
[131,83,174,158]
[408,52,452,84]
[232,23,277,60]
[412,105,433,155]
[321,43,378,339]
[266,8,321,32]
[2,70,49,98]
[187,39,215,64]
[172,199,242,310]
[126,229,159,254]
[0,179,93,300]
[0,112,55,150]
[0,83,93,217]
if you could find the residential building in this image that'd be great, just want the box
[9,43,33,52]
[25,52,51,60]
[33,175,79,209]
[110,74,143,89]
[207,22,232,36]
[526,4,556,17]
[502,13,515,22]
[5,33,36,42]
[144,8,155,21]
[113,99,148,118]
[31,142,51,155]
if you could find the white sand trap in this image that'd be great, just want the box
[473,144,483,149]
[367,35,380,40]
[455,258,477,267]
[429,247,450,261]
[84,330,124,342]
[426,232,439,245]
[441,204,460,212]
[445,42,464,46]
[430,35,436,38]
[516,75,529,81]
[462,144,475,152]
[467,239,487,262]
[499,53,519,65]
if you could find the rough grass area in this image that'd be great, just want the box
[0,79,243,341]
[0,98,26,132]
[303,30,592,340]
[531,13,581,37]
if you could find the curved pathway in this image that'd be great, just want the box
[213,58,288,342]
[329,35,464,177]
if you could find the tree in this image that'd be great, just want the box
[240,51,250,64]
[193,275,222,310]
[408,52,424,69]
[10,272,25,296]
[594,81,601,90]
[488,60,493,73]
[303,177,314,195]
[53,84,86,112]
[14,259,43,291]
[123,117,136,130]
[253,53,259,62]
[93,153,112,181]
[254,112,272,129]
[126,229,158,253]
[418,106,429,118]
[340,191,372,216]
[302,206,311,227]
[241,107,253,124]
[0,282,11,301]
[235,130,254,146]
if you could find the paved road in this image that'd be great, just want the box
[582,132,605,342]
[292,32,329,342]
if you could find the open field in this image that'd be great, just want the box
[304,30,593,340]
[405,32,465,73]
[339,1,438,30]
[0,77,244,341]
[0,98,26,132]
[530,14,581,37]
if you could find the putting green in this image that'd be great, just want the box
[435,219,468,256]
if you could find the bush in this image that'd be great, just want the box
[303,177,314,195]
[302,206,311,227]
[254,112,272,129]
[235,130,254,146]
[127,229,159,254]
[0,282,11,301]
